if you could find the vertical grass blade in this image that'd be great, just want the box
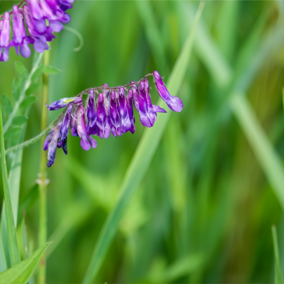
[38,48,50,284]
[82,3,204,283]
[272,225,284,284]
[0,105,21,266]
[135,1,169,73]
[231,95,284,210]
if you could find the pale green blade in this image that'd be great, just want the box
[272,225,284,284]
[231,94,284,210]
[82,3,204,283]
[0,243,49,284]
[0,105,21,267]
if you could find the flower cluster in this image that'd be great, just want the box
[44,71,184,167]
[0,0,74,62]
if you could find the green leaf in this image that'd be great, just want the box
[31,66,42,82]
[4,127,21,140]
[0,105,21,267]
[12,116,28,126]
[272,225,284,284]
[42,65,61,75]
[25,82,41,96]
[1,95,13,115]
[12,79,20,101]
[82,3,204,283]
[14,62,28,78]
[19,96,37,111]
[0,243,49,284]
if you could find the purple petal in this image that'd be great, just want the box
[153,71,184,112]
[80,136,90,151]
[110,91,122,137]
[12,6,26,45]
[86,90,97,134]
[126,89,135,134]
[152,105,167,113]
[96,92,106,137]
[46,97,76,110]
[138,81,152,127]
[49,20,63,32]
[88,135,97,149]
[118,87,132,133]
[20,41,31,58]
[71,107,79,136]
[27,0,44,20]
[59,104,73,140]
[0,13,10,48]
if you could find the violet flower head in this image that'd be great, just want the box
[0,0,75,62]
[43,71,183,166]
[153,71,184,112]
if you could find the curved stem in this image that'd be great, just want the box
[5,113,64,156]
[0,0,26,19]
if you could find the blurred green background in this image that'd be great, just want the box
[1,0,284,283]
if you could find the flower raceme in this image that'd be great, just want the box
[0,0,74,62]
[44,71,184,167]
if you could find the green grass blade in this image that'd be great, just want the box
[215,0,239,61]
[231,95,284,210]
[272,225,284,284]
[135,1,169,73]
[0,105,21,267]
[144,254,204,283]
[0,243,49,284]
[82,3,204,283]
[0,236,7,273]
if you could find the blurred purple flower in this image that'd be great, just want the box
[0,0,74,62]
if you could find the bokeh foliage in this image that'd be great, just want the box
[1,0,284,283]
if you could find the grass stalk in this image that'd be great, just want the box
[0,104,20,267]
[38,48,50,284]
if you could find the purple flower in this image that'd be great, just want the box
[46,96,82,110]
[102,84,111,139]
[133,81,152,127]
[0,0,74,61]
[76,105,97,151]
[85,90,97,135]
[70,106,79,136]
[110,90,122,137]
[44,122,61,167]
[43,70,182,167]
[153,71,184,112]
[12,6,31,58]
[0,13,11,62]
[118,87,132,133]
[126,89,135,134]
[59,103,73,141]
[57,137,67,155]
[96,92,106,139]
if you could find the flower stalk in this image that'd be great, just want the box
[38,47,50,284]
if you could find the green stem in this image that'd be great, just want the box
[3,53,43,134]
[38,48,50,284]
[0,106,20,266]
